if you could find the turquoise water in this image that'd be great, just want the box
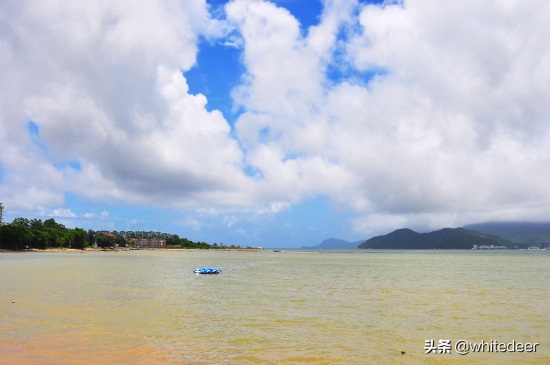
[1,249,549,364]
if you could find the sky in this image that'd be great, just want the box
[1,0,550,248]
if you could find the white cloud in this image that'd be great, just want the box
[182,218,201,231]
[340,0,550,225]
[235,228,248,236]
[227,0,550,233]
[223,215,238,227]
[2,0,550,237]
[50,208,77,218]
[0,0,255,210]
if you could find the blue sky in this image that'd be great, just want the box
[1,0,550,247]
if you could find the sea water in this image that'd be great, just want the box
[1,249,548,364]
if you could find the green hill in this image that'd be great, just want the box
[302,238,361,250]
[357,227,511,249]
[464,222,550,246]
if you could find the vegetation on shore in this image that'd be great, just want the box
[0,217,251,251]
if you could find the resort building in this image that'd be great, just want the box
[0,203,8,226]
[129,238,167,248]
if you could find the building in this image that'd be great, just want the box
[0,203,7,226]
[129,238,167,248]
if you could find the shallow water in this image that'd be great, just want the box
[1,249,549,364]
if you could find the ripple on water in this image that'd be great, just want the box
[1,249,548,364]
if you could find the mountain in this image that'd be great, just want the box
[464,222,550,246]
[302,238,360,250]
[357,227,511,249]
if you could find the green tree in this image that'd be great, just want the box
[30,219,44,230]
[115,236,127,247]
[87,230,96,246]
[0,224,33,250]
[44,218,66,231]
[166,234,180,246]
[68,228,88,249]
[11,217,31,229]
[30,229,51,249]
[96,234,115,248]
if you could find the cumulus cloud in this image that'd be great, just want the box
[341,0,550,224]
[50,208,77,218]
[1,0,550,236]
[0,0,253,210]
[227,0,550,232]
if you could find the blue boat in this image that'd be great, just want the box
[193,267,222,274]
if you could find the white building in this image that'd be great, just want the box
[0,203,7,226]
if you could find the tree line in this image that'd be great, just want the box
[0,217,248,250]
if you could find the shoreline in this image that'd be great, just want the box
[0,247,264,253]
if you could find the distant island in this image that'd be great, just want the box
[307,222,550,250]
[357,227,514,249]
[302,238,361,250]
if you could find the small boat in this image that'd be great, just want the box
[193,267,222,274]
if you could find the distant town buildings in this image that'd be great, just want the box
[472,244,507,250]
[129,238,166,248]
[98,234,166,248]
[0,203,7,226]
[102,233,118,240]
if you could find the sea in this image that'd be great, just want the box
[1,249,548,364]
